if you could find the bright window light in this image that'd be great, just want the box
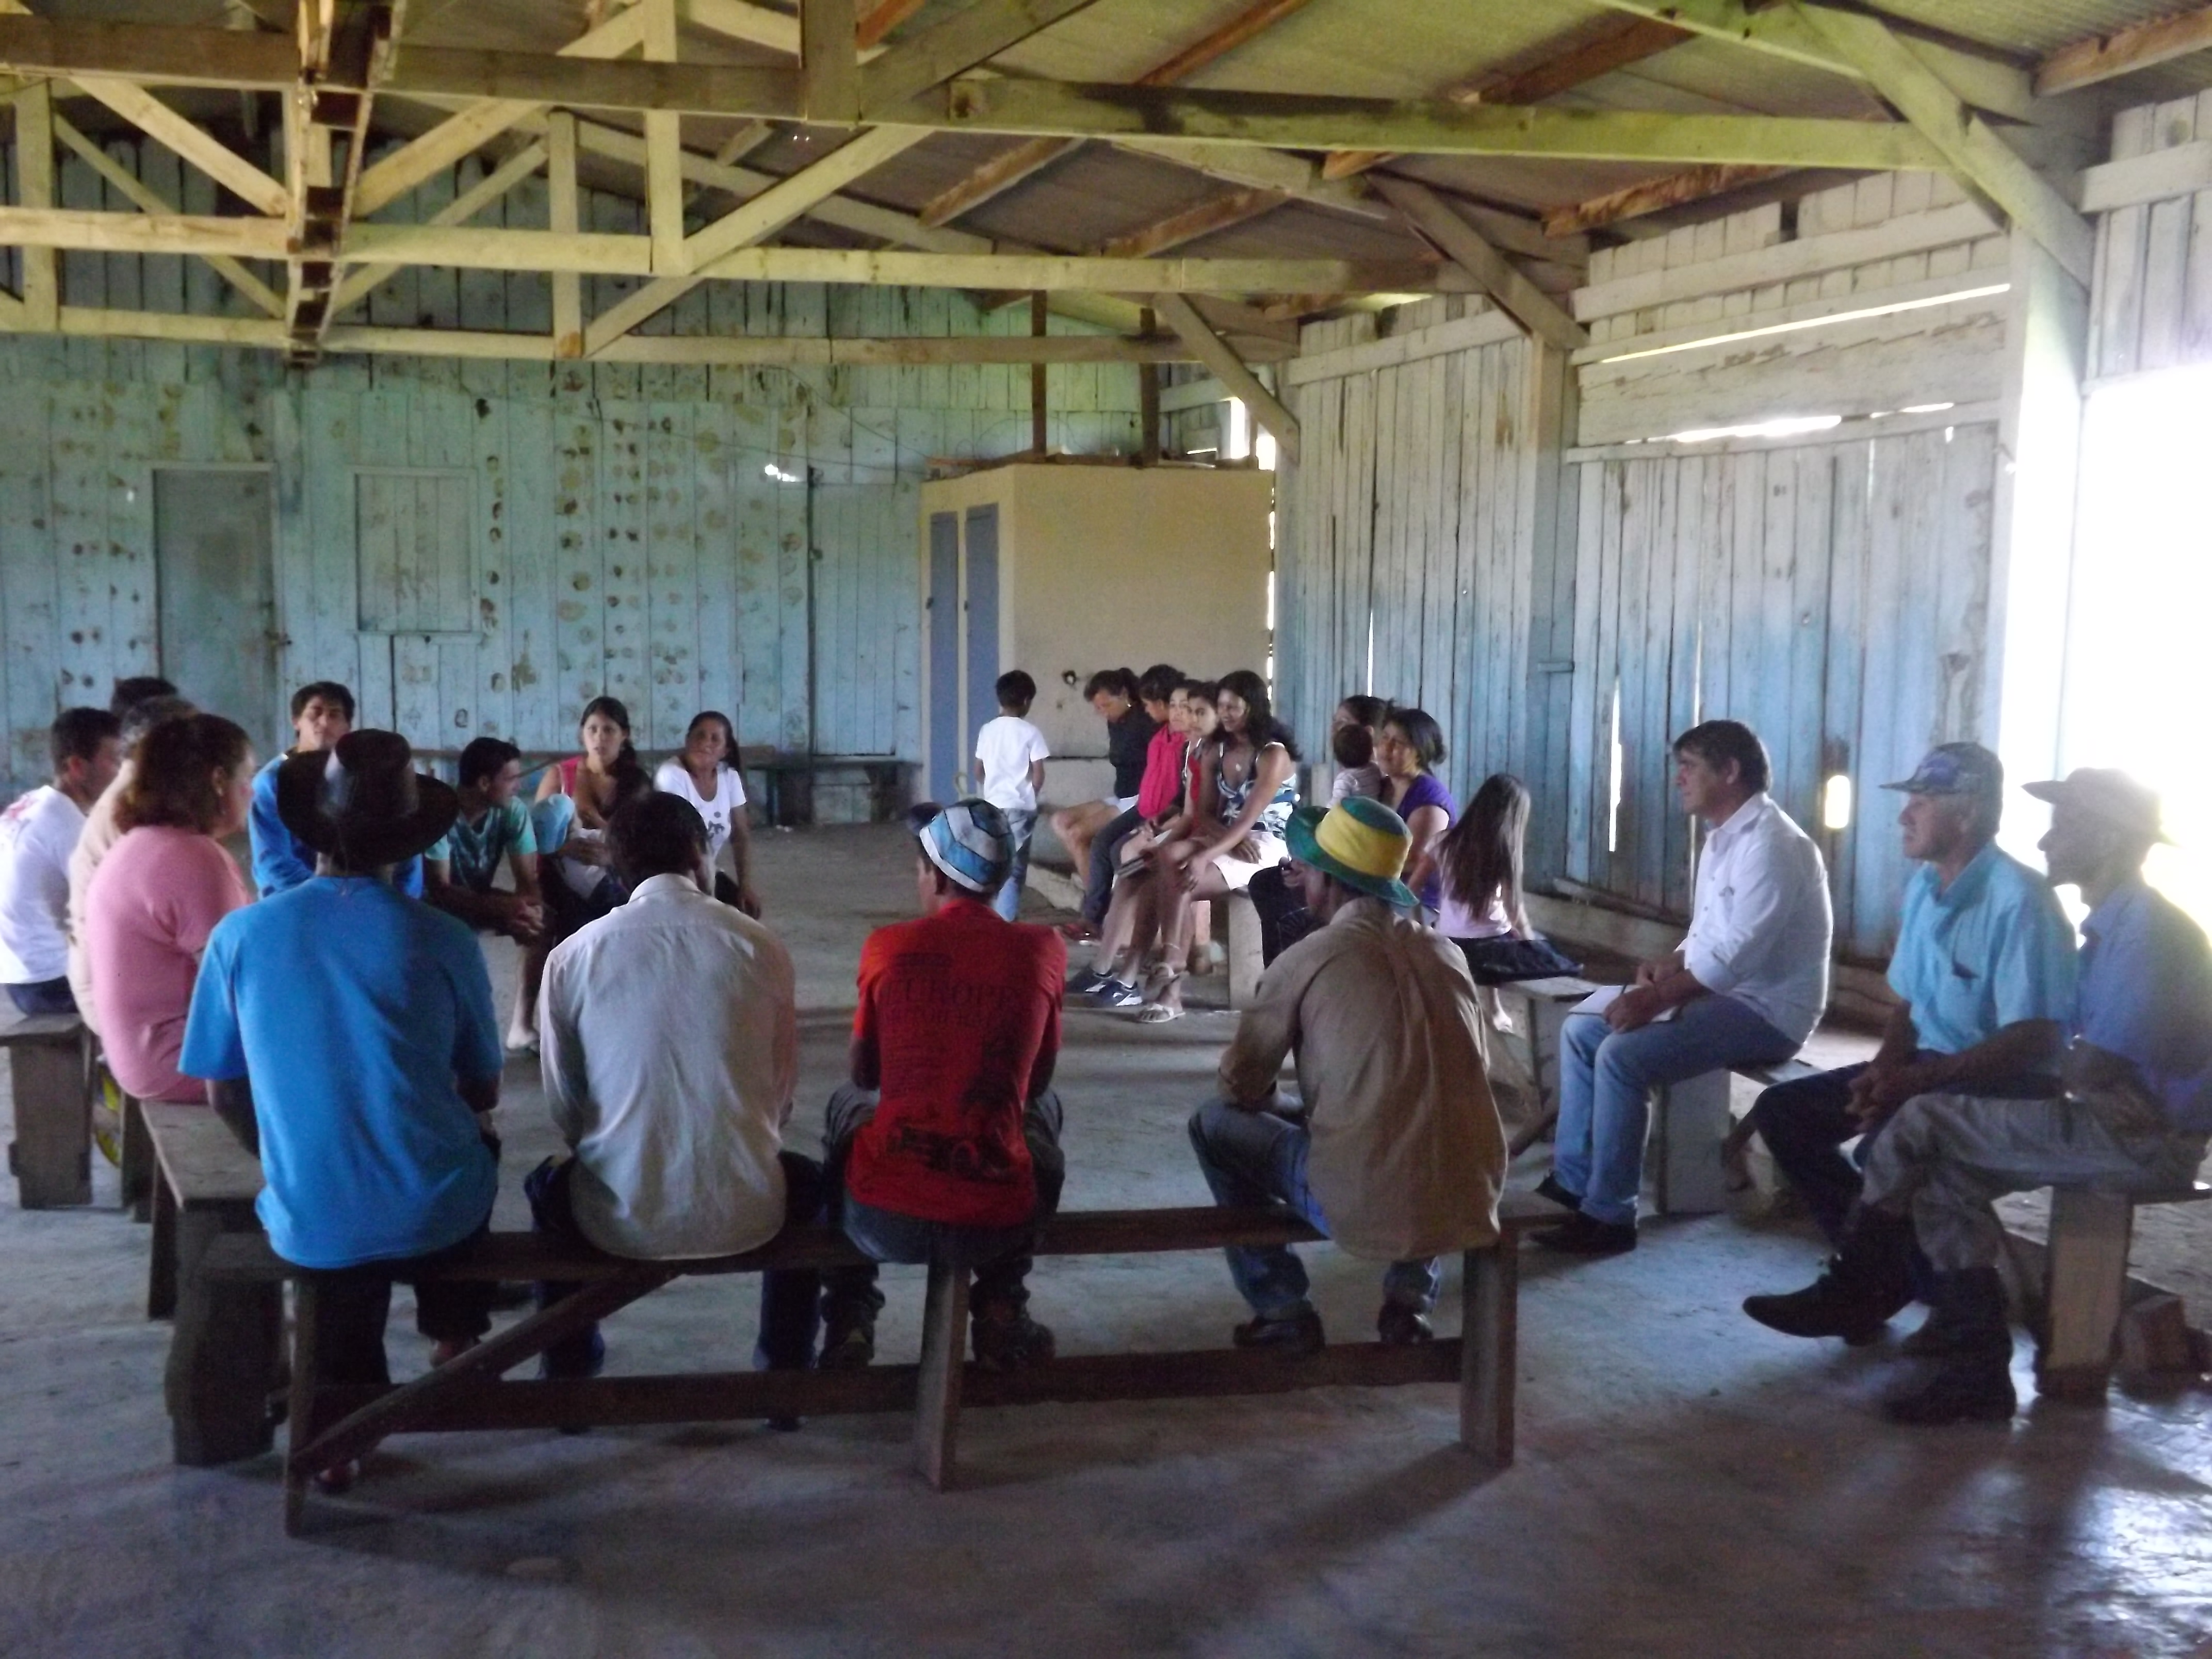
[1821,773,1853,832]
[1597,285,2009,366]
[1665,415,1843,444]
[1607,684,1624,855]
[763,463,801,484]
[1899,402,1955,414]
[1225,397,1253,462]
[1257,430,1278,473]
[2063,361,2212,928]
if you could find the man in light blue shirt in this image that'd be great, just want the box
[1746,769,2207,1426]
[249,680,424,900]
[185,729,498,1493]
[1741,744,2076,1340]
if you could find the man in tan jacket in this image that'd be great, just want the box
[1188,795,1507,1351]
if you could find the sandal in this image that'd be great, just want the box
[1134,1001,1183,1024]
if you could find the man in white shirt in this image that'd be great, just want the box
[0,707,122,1015]
[972,669,1051,922]
[1534,720,1832,1254]
[531,791,819,1391]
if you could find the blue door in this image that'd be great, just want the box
[928,511,961,800]
[963,505,1000,797]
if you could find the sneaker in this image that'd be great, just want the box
[1529,1212,1637,1255]
[505,1028,539,1055]
[1064,967,1111,998]
[1094,978,1146,1010]
[970,1307,1055,1373]
[1532,1174,1582,1211]
[818,1320,875,1371]
[1232,1308,1325,1354]
[1377,1303,1434,1345]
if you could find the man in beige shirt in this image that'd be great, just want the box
[1189,795,1506,1351]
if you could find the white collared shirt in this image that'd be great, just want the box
[540,872,798,1259]
[1682,792,1833,1047]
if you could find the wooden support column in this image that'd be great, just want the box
[643,0,687,275]
[1153,291,1299,467]
[16,79,56,330]
[1030,289,1048,454]
[1138,306,1161,464]
[801,0,860,124]
[1984,229,2087,862]
[548,110,582,357]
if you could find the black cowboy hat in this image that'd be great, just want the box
[275,729,458,871]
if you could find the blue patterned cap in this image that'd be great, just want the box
[916,798,1013,896]
[1882,741,2002,802]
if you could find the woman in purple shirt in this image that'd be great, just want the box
[1375,707,1456,914]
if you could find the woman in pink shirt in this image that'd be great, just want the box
[86,714,255,1104]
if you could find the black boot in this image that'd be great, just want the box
[1743,1208,1915,1344]
[1883,1268,2016,1426]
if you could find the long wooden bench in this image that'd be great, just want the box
[199,1190,1562,1535]
[143,1102,281,1466]
[2017,1181,2212,1403]
[2,1010,95,1208]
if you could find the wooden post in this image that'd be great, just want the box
[2038,1187,2133,1403]
[1459,1242,1516,1469]
[120,1089,153,1220]
[1030,290,1049,454]
[147,1164,178,1320]
[284,1278,319,1536]
[164,1207,282,1466]
[1138,305,1161,463]
[913,1256,968,1489]
[6,1033,91,1207]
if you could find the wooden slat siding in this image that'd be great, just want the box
[691,399,741,750]
[1611,456,1650,903]
[108,390,156,688]
[598,403,650,730]
[776,433,811,756]
[1847,432,1911,954]
[1782,447,1835,847]
[50,376,109,707]
[1587,464,1624,887]
[503,398,559,750]
[647,401,697,750]
[471,383,513,740]
[1822,436,1868,948]
[1563,462,1602,886]
[0,384,50,775]
[302,386,358,709]
[555,376,604,721]
[2100,105,2155,379]
[1935,424,1997,742]
[1637,456,1681,912]
[1658,450,1702,918]
[733,405,783,752]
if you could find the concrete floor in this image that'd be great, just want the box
[3,823,2210,1657]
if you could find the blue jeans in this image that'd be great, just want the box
[1081,806,1144,925]
[1553,994,1799,1227]
[820,1083,1066,1326]
[1186,1094,1440,1320]
[6,978,75,1016]
[991,810,1037,921]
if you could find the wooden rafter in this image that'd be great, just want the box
[331,140,547,317]
[1542,162,1786,238]
[857,0,1105,116]
[1793,4,2092,286]
[15,78,56,331]
[1372,175,1586,352]
[1152,291,1298,465]
[2038,5,2212,95]
[856,0,926,52]
[1323,13,1691,180]
[919,0,1316,229]
[1095,186,1289,260]
[548,111,582,356]
[74,75,290,215]
[283,2,403,361]
[800,0,858,125]
[643,0,685,273]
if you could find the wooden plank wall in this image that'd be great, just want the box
[2089,92,2212,378]
[0,135,1141,791]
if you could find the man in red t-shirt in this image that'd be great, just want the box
[821,799,1069,1372]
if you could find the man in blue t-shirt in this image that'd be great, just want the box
[1740,743,2077,1347]
[184,729,500,1493]
[248,681,424,899]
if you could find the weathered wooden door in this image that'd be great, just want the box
[154,467,279,756]
[962,504,1001,793]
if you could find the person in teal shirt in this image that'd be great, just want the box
[424,736,543,944]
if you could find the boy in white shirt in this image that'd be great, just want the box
[973,671,1051,922]
[0,708,122,1015]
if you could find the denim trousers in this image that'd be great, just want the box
[820,1082,1066,1325]
[1185,1093,1440,1319]
[525,1152,826,1375]
[1081,806,1144,925]
[1552,994,1799,1227]
[5,977,75,1016]
[301,1215,498,1388]
[991,810,1038,922]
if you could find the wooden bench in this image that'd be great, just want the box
[200,1190,1563,1535]
[143,1103,282,1466]
[2032,1181,2212,1404]
[2,1010,95,1208]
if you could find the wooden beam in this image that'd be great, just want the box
[331,139,546,315]
[1372,174,1587,352]
[801,0,859,124]
[1542,161,1786,237]
[858,0,1104,117]
[1153,291,1297,466]
[354,5,646,218]
[918,0,1314,228]
[679,0,802,54]
[0,204,290,258]
[1030,290,1047,453]
[643,0,686,274]
[1794,4,2092,287]
[547,111,582,356]
[1324,13,1691,180]
[583,122,930,351]
[71,76,290,215]
[856,0,927,51]
[0,16,296,89]
[2037,6,2212,95]
[15,77,55,331]
[53,111,283,317]
[1095,186,1288,259]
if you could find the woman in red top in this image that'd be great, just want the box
[1059,664,1177,942]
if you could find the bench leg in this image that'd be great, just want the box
[285,1279,319,1537]
[913,1259,969,1491]
[119,1091,152,1221]
[165,1208,282,1466]
[1653,1071,1732,1217]
[1459,1243,1516,1471]
[7,1038,91,1207]
[2039,1189,2133,1405]
[1225,896,1263,1011]
[147,1170,178,1321]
